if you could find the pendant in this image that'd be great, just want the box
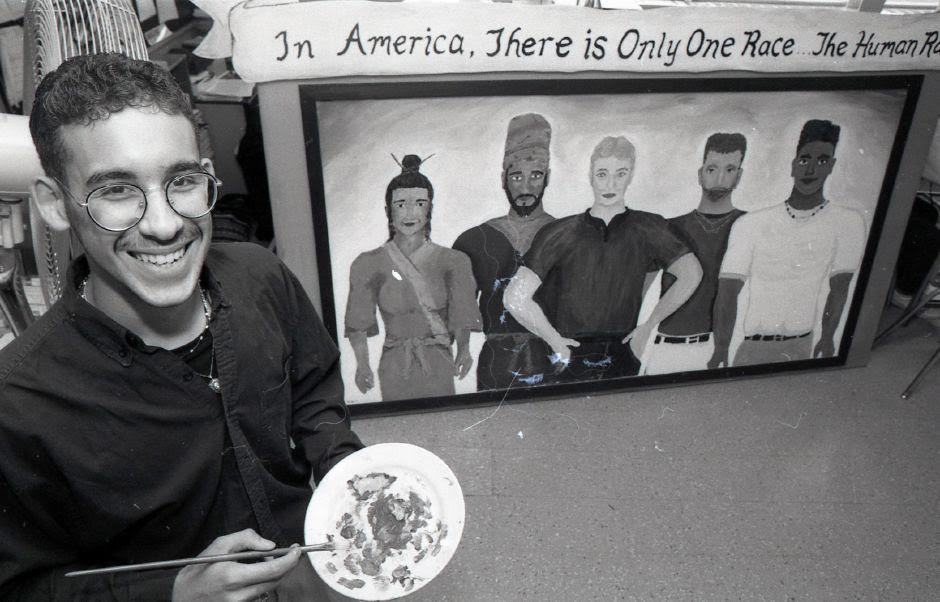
[208,378,222,394]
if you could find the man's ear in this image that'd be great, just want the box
[201,158,215,176]
[30,176,71,232]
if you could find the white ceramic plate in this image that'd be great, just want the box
[304,443,465,600]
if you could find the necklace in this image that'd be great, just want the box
[191,288,220,394]
[181,288,212,357]
[692,210,738,233]
[785,200,828,220]
[193,345,221,394]
[80,277,220,393]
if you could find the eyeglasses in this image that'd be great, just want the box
[56,172,222,232]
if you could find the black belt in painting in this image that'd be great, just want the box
[744,332,811,342]
[654,333,711,344]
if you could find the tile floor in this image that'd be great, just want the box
[349,314,940,600]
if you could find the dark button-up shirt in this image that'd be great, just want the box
[0,243,363,600]
[525,209,689,338]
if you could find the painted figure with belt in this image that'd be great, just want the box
[710,119,865,367]
[346,155,482,400]
[505,135,703,382]
[643,132,748,375]
[452,113,557,390]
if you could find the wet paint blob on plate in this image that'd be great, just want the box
[305,443,465,601]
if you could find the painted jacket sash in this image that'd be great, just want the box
[383,241,452,375]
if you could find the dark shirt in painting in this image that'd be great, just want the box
[452,221,552,334]
[0,243,363,600]
[525,209,689,338]
[659,208,745,336]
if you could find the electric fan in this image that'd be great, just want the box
[22,0,148,306]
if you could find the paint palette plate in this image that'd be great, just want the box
[304,443,464,600]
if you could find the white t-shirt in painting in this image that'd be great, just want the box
[720,202,865,336]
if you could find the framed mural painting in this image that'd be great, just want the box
[296,74,923,414]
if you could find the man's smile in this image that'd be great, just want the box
[126,241,194,267]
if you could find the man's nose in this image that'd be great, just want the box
[136,190,184,240]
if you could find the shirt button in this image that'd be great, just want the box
[118,349,128,358]
[184,372,193,382]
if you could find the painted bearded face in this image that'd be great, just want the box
[503,155,549,217]
[699,150,744,203]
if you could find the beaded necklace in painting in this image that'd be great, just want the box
[784,199,829,220]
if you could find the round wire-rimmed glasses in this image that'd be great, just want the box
[56,172,222,232]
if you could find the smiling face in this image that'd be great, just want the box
[58,107,212,309]
[699,150,743,203]
[791,140,836,196]
[590,155,633,208]
[503,156,549,217]
[389,187,431,237]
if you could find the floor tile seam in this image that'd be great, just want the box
[478,445,844,458]
[631,550,938,561]
[484,492,936,508]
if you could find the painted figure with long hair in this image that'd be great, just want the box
[345,155,482,400]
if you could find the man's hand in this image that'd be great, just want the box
[622,322,654,359]
[354,362,374,393]
[454,347,473,380]
[707,346,728,370]
[813,337,835,358]
[172,529,301,602]
[548,337,580,374]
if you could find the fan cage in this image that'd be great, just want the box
[23,0,148,306]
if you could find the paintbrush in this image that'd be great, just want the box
[64,542,335,577]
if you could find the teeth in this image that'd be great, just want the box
[132,247,185,266]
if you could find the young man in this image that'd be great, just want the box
[710,119,865,367]
[505,136,702,382]
[452,113,557,390]
[0,53,363,600]
[642,133,747,375]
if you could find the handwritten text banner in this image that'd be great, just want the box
[227,2,940,82]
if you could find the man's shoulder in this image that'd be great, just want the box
[668,210,696,224]
[628,208,670,225]
[0,303,70,389]
[427,243,473,267]
[539,212,581,232]
[207,243,300,302]
[452,223,488,247]
[351,245,390,267]
[732,204,778,227]
[454,220,508,247]
[207,242,280,275]
[822,203,866,234]
[825,202,863,220]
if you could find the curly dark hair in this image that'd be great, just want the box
[29,53,198,182]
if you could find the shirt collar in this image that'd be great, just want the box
[63,254,229,362]
[580,207,630,232]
